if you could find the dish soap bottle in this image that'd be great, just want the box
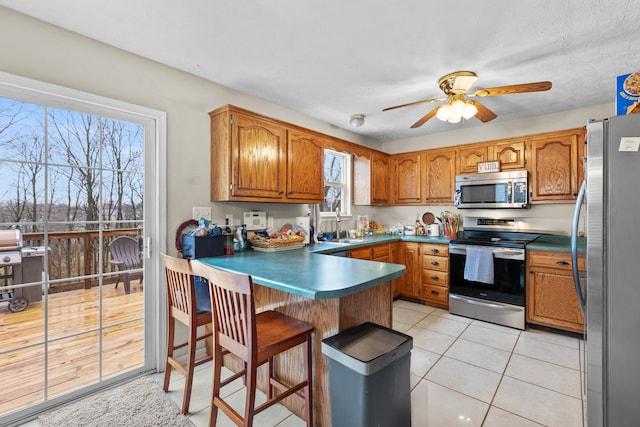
[415,214,421,235]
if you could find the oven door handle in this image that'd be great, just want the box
[449,294,523,312]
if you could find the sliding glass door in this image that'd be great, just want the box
[0,73,164,423]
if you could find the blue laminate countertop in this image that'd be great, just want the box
[194,235,453,300]
[194,241,402,300]
[526,234,586,253]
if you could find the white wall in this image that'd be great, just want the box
[0,7,382,254]
[0,6,595,244]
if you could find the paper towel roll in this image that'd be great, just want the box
[296,216,310,245]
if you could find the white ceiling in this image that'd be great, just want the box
[2,0,639,143]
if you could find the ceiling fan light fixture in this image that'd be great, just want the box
[462,102,478,120]
[349,114,365,127]
[436,104,452,121]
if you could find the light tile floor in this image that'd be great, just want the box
[24,299,586,426]
[173,300,584,426]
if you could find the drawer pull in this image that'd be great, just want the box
[430,248,440,253]
[431,261,439,265]
[431,275,439,280]
[556,261,570,266]
[431,290,439,295]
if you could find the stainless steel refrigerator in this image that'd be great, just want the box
[571,113,640,427]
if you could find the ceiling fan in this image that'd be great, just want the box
[383,71,552,128]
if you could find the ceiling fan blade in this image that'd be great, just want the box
[410,107,439,128]
[383,97,445,112]
[470,81,552,97]
[472,101,497,122]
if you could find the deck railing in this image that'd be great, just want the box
[1,228,142,293]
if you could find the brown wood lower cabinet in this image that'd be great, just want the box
[526,250,585,333]
[396,242,421,299]
[421,243,450,309]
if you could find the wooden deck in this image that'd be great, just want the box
[0,280,144,415]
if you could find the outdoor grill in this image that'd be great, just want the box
[0,229,45,312]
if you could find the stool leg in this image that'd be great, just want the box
[181,321,198,414]
[304,332,313,427]
[208,346,223,427]
[163,317,175,392]
[244,364,258,427]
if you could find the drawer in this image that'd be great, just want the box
[422,284,448,304]
[528,251,585,271]
[422,243,449,257]
[423,254,449,272]
[371,243,389,259]
[422,268,449,286]
[350,247,372,260]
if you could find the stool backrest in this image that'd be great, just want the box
[191,261,256,361]
[160,253,198,325]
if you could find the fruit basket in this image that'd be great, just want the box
[249,234,305,249]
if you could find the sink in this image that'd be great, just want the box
[320,241,350,246]
[339,239,365,244]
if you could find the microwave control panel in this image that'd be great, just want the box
[513,182,527,203]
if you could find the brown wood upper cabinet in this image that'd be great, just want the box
[457,138,526,175]
[529,128,585,203]
[489,138,526,170]
[371,152,391,205]
[422,148,456,205]
[209,105,323,203]
[353,150,390,206]
[458,144,488,175]
[392,152,422,205]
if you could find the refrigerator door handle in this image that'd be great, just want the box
[571,179,586,314]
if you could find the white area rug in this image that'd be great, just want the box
[38,375,194,427]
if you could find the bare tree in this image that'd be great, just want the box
[48,110,101,229]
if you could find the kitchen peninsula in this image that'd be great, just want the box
[196,240,406,426]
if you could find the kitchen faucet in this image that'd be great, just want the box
[335,206,341,241]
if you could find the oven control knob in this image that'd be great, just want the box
[3,255,10,263]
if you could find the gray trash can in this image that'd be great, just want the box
[321,322,413,427]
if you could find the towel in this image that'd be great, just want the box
[464,247,495,285]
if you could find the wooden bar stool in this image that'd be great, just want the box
[160,253,213,414]
[191,260,314,427]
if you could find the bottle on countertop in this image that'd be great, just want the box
[415,214,421,235]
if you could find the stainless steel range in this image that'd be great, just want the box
[448,217,540,329]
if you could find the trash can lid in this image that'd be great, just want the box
[321,322,413,375]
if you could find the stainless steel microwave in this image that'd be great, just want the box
[455,170,529,209]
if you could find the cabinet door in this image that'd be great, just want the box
[529,129,583,202]
[286,130,324,202]
[390,243,402,298]
[393,154,422,205]
[398,242,420,298]
[458,145,488,175]
[231,112,287,199]
[526,251,585,333]
[371,152,390,205]
[489,138,526,170]
[423,149,456,204]
[527,270,584,333]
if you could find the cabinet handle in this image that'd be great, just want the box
[431,290,439,295]
[556,261,570,265]
[431,275,439,280]
[279,191,284,195]
[431,248,440,253]
[431,261,439,265]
